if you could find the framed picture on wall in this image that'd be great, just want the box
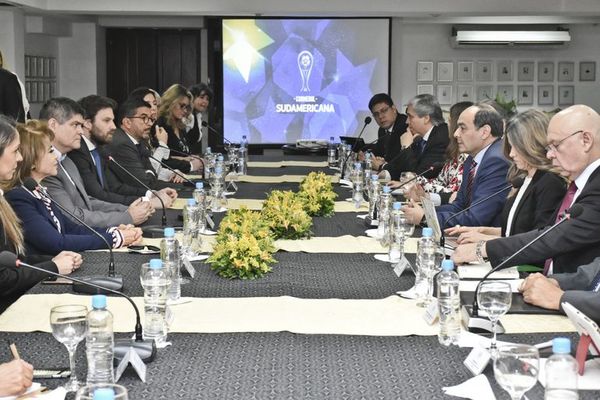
[579,61,596,81]
[476,85,494,101]
[457,85,474,102]
[558,62,574,82]
[558,86,575,106]
[30,82,38,103]
[538,62,554,82]
[538,85,554,105]
[517,85,534,105]
[497,60,513,81]
[417,61,434,82]
[497,85,515,102]
[417,84,434,95]
[24,56,30,78]
[517,61,535,81]
[43,58,51,78]
[50,58,56,78]
[475,61,493,82]
[437,85,453,105]
[437,62,454,82]
[457,61,473,81]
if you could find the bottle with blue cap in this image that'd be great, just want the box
[376,186,393,245]
[203,147,214,180]
[210,165,226,212]
[368,174,380,221]
[182,199,200,258]
[327,136,336,167]
[193,182,207,231]
[142,259,169,344]
[86,295,114,384]
[351,162,364,208]
[160,227,181,302]
[92,388,116,400]
[416,227,436,307]
[437,259,460,346]
[545,337,578,399]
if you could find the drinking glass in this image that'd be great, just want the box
[75,383,129,400]
[493,344,539,400]
[477,281,512,358]
[50,304,88,392]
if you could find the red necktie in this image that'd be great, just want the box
[464,159,477,206]
[543,181,578,275]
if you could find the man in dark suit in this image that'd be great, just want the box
[366,93,408,175]
[70,95,175,207]
[0,67,25,123]
[386,94,449,180]
[453,104,600,274]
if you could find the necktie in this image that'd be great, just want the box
[543,181,578,275]
[90,148,104,188]
[464,159,477,206]
[589,267,600,292]
[415,139,426,154]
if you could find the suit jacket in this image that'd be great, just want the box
[386,123,449,180]
[6,186,115,255]
[500,170,566,236]
[0,68,25,123]
[185,113,203,156]
[68,139,145,206]
[42,156,132,228]
[152,117,193,173]
[436,139,510,228]
[0,220,58,313]
[486,163,600,274]
[552,257,600,324]
[372,114,408,161]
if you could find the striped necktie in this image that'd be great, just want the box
[543,181,578,275]
[464,159,477,206]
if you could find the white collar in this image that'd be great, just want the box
[472,140,495,166]
[53,146,66,162]
[573,157,600,200]
[421,126,434,142]
[81,135,96,151]
[124,131,140,145]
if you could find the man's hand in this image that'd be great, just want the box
[52,251,82,275]
[160,187,178,200]
[401,200,425,225]
[407,184,427,202]
[0,360,34,396]
[119,227,143,246]
[400,128,414,148]
[151,190,175,209]
[357,151,366,162]
[371,156,385,171]
[170,172,185,184]
[451,242,479,265]
[190,157,203,172]
[128,198,154,225]
[155,125,168,144]
[519,273,563,310]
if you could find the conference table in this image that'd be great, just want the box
[0,151,596,399]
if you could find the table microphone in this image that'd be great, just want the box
[156,144,203,161]
[341,116,372,176]
[22,178,123,294]
[462,204,583,333]
[201,121,232,145]
[394,162,444,191]
[0,250,156,363]
[149,155,199,187]
[107,156,168,238]
[360,130,390,152]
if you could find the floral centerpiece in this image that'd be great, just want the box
[297,171,338,217]
[261,190,312,239]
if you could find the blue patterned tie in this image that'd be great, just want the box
[90,148,104,187]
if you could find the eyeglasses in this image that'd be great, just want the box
[545,130,584,153]
[372,106,391,118]
[177,102,192,111]
[129,115,156,125]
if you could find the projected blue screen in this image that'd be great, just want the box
[222,18,390,144]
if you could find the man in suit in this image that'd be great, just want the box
[366,93,408,176]
[0,52,26,123]
[386,94,449,180]
[519,257,600,324]
[403,103,510,228]
[70,95,175,207]
[39,97,153,228]
[453,105,600,274]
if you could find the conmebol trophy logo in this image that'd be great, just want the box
[297,50,314,92]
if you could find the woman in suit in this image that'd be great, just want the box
[5,120,140,255]
[0,116,82,313]
[446,109,567,243]
[185,83,213,155]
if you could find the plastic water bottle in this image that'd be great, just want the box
[182,199,199,257]
[376,186,393,244]
[142,259,169,344]
[417,227,436,307]
[437,259,460,346]
[204,147,214,180]
[327,136,336,167]
[363,152,372,187]
[238,135,248,175]
[210,166,226,212]
[545,337,578,399]
[193,182,207,231]
[86,295,114,384]
[368,174,380,221]
[389,202,404,263]
[160,227,181,302]
[92,388,116,400]
[352,162,364,208]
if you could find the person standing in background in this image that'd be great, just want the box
[0,50,28,123]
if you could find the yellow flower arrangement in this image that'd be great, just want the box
[297,171,338,217]
[261,190,312,239]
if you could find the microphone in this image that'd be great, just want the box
[341,116,372,176]
[462,204,583,333]
[107,156,169,238]
[0,250,156,363]
[440,176,525,250]
[149,155,200,187]
[156,144,203,161]
[393,162,444,191]
[360,130,390,152]
[22,178,123,294]
[201,121,232,145]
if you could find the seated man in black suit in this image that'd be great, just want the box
[385,94,449,180]
[366,93,408,175]
[453,104,600,275]
[70,95,175,208]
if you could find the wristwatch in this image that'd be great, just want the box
[475,240,488,264]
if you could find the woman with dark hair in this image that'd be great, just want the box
[185,83,214,154]
[5,120,141,256]
[0,116,81,313]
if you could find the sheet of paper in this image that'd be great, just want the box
[442,374,496,400]
[458,263,519,280]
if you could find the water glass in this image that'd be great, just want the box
[76,383,129,400]
[493,344,539,400]
[477,281,512,358]
[50,304,88,392]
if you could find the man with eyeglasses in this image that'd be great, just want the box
[453,104,600,275]
[365,93,408,176]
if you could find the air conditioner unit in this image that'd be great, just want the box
[451,27,570,48]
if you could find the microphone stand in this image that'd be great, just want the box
[341,118,372,178]
[149,155,199,187]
